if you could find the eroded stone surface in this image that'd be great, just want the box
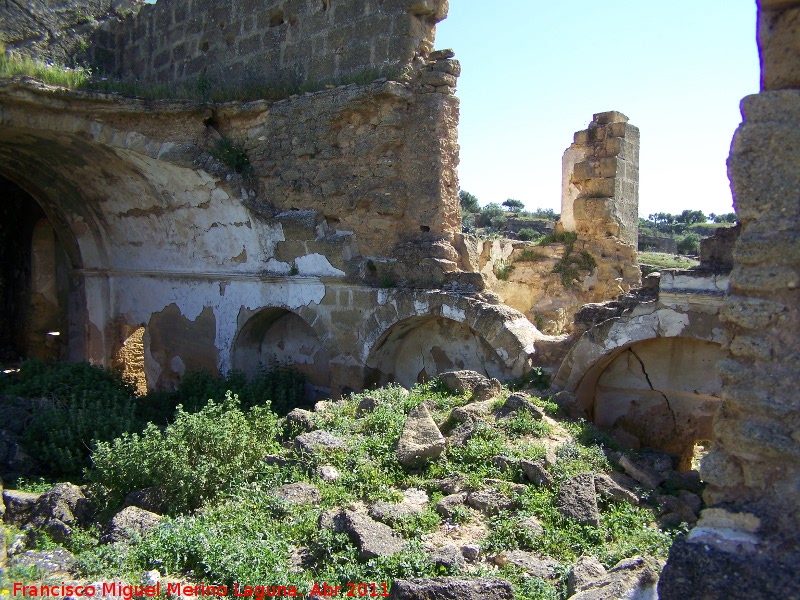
[396,404,446,467]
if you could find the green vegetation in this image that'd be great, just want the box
[0,47,400,102]
[0,363,682,600]
[0,45,89,88]
[516,228,541,242]
[517,248,549,262]
[638,252,700,272]
[502,198,525,212]
[0,360,139,478]
[0,359,305,479]
[459,190,480,213]
[88,392,280,516]
[458,190,558,239]
[639,210,737,256]
[494,260,515,281]
[211,138,253,175]
[536,232,597,287]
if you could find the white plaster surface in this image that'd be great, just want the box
[295,253,346,277]
[110,275,326,373]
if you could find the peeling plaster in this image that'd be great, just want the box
[295,253,345,277]
[112,275,325,374]
[441,304,465,322]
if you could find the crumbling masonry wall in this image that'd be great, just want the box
[659,0,800,596]
[561,111,641,300]
[88,0,448,88]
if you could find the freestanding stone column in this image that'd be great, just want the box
[659,1,800,596]
[561,111,641,299]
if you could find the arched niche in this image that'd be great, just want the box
[232,308,331,403]
[0,177,76,364]
[365,315,509,389]
[581,337,723,470]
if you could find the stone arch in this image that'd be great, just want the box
[362,291,542,385]
[232,307,332,402]
[365,314,514,389]
[554,305,724,468]
[0,174,89,363]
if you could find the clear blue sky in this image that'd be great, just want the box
[435,1,760,218]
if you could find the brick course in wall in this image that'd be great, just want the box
[88,0,448,89]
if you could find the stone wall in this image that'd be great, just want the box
[561,111,640,247]
[87,0,448,89]
[660,0,800,596]
[638,234,677,255]
[0,0,140,65]
[698,223,741,272]
[561,111,641,301]
[0,67,521,396]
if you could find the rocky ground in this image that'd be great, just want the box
[1,370,705,599]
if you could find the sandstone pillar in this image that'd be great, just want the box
[659,1,800,596]
[560,111,641,299]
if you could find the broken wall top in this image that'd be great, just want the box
[84,0,450,90]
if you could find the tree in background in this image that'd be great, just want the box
[677,232,701,255]
[709,212,737,224]
[459,189,480,213]
[676,209,707,226]
[529,208,558,220]
[502,198,525,212]
[475,203,506,228]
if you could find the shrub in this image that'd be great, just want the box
[87,392,280,515]
[211,138,253,174]
[516,228,540,242]
[677,232,700,255]
[0,360,140,478]
[494,261,515,281]
[140,365,306,420]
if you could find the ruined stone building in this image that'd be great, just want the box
[0,0,798,594]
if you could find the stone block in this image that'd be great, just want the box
[759,6,800,90]
[333,0,368,27]
[581,177,616,198]
[597,157,622,178]
[593,111,628,125]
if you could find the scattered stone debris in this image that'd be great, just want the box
[594,473,639,506]
[430,544,466,571]
[294,430,346,455]
[521,459,554,487]
[317,465,340,481]
[466,489,515,515]
[338,510,405,560]
[557,473,600,527]
[551,391,588,421]
[439,371,494,397]
[7,547,77,577]
[436,493,468,519]
[396,404,446,467]
[273,482,322,505]
[568,555,608,596]
[285,408,317,433]
[102,506,162,544]
[387,577,514,600]
[369,489,429,524]
[568,556,661,600]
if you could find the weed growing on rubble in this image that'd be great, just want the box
[4,367,680,600]
[211,138,253,174]
[0,44,89,88]
[88,392,280,516]
[494,260,515,280]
